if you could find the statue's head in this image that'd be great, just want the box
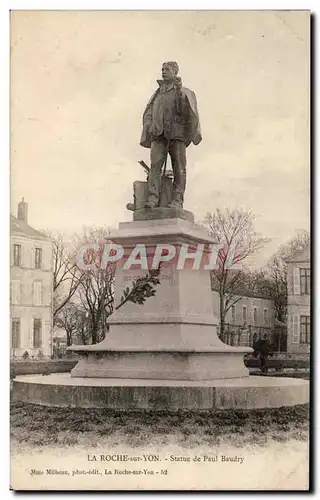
[162,61,179,81]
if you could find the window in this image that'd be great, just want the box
[300,316,310,344]
[33,318,42,348]
[10,281,21,305]
[33,281,42,306]
[35,248,42,269]
[231,306,235,324]
[13,244,21,267]
[300,268,310,295]
[11,318,21,348]
[293,267,300,294]
[263,308,268,324]
[242,306,247,322]
[253,307,257,324]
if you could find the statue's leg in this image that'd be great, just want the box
[169,140,186,208]
[146,138,167,207]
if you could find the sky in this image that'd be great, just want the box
[10,10,310,266]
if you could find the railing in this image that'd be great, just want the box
[217,323,288,352]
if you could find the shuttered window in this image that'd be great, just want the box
[263,308,268,324]
[242,306,247,322]
[33,318,42,348]
[35,248,42,269]
[292,314,300,344]
[300,316,310,344]
[11,318,21,348]
[13,244,21,267]
[300,268,310,295]
[293,268,301,295]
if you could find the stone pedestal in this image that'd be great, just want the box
[69,215,252,380]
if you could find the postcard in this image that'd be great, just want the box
[10,10,310,491]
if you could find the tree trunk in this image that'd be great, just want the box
[219,292,225,338]
[91,321,98,344]
[66,331,73,347]
[79,329,87,345]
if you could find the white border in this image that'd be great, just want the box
[3,1,318,9]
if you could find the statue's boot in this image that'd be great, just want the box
[168,200,183,209]
[144,200,157,209]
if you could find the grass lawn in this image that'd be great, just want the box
[10,402,309,449]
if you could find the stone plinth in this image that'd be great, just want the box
[69,217,253,380]
[133,206,194,222]
[69,349,250,380]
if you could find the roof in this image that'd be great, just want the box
[285,244,310,263]
[10,215,51,241]
[211,285,272,301]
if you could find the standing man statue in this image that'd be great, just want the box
[140,61,202,210]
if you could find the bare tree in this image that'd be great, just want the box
[75,227,115,345]
[55,301,92,347]
[46,232,83,325]
[54,302,81,346]
[76,309,91,346]
[204,208,269,337]
[265,229,310,322]
[243,269,273,296]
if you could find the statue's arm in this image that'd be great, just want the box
[140,102,153,147]
[142,103,153,137]
[143,102,153,126]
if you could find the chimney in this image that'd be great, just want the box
[18,197,28,224]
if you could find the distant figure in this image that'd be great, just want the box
[254,334,272,373]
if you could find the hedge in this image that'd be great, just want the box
[10,360,77,377]
[244,357,310,370]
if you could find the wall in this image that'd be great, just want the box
[11,359,77,375]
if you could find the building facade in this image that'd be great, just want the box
[10,199,53,358]
[286,245,310,354]
[211,288,287,351]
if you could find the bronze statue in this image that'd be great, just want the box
[140,61,202,210]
